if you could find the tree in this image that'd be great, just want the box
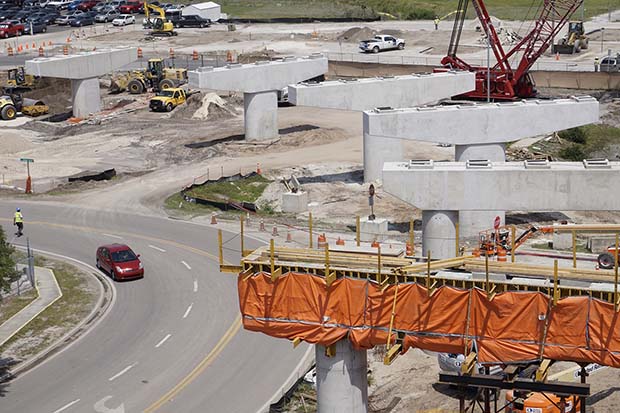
[0,226,18,293]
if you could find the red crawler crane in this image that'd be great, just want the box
[438,0,583,100]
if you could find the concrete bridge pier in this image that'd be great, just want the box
[422,210,458,259]
[316,340,368,413]
[244,90,278,141]
[71,77,101,118]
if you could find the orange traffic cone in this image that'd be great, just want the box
[317,234,327,249]
[406,242,413,256]
[555,52,559,61]
[256,163,261,174]
[371,240,380,248]
[336,237,345,246]
[286,232,292,243]
[259,219,266,232]
[210,213,217,224]
[272,226,279,237]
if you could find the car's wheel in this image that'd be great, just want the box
[173,22,178,28]
[165,103,173,112]
[372,46,379,53]
[128,79,144,94]
[111,270,117,281]
[398,43,404,50]
[42,27,47,32]
[1,104,17,121]
[598,253,615,270]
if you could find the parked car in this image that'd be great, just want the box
[55,9,82,24]
[107,0,125,10]
[173,14,210,28]
[96,244,144,281]
[359,34,405,53]
[94,8,117,21]
[69,12,93,25]
[36,10,60,24]
[66,0,83,10]
[91,1,108,12]
[137,0,157,13]
[111,13,133,25]
[599,54,619,72]
[118,0,139,13]
[47,0,73,9]
[23,18,47,33]
[0,21,24,37]
[77,0,98,11]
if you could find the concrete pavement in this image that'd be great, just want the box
[0,266,62,348]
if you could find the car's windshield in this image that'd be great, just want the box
[158,90,174,97]
[111,249,137,262]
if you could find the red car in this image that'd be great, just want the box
[0,22,24,38]
[78,0,100,11]
[96,244,144,281]
[119,1,141,13]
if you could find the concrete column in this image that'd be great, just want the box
[363,135,403,184]
[316,340,368,413]
[244,90,278,141]
[71,77,101,118]
[455,143,506,238]
[422,210,458,259]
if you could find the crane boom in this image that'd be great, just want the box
[439,0,583,100]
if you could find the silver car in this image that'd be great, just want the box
[95,9,119,22]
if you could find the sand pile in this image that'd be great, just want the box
[337,27,377,43]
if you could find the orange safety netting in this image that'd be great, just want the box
[238,272,620,367]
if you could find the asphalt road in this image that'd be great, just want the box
[0,201,308,413]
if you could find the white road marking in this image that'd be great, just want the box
[94,396,125,413]
[108,363,136,381]
[183,303,193,319]
[103,233,122,239]
[155,333,172,348]
[193,280,198,292]
[181,260,191,270]
[52,399,80,413]
[148,244,166,252]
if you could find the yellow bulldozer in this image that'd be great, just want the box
[110,58,187,94]
[553,21,589,54]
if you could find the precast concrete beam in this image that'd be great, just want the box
[316,340,368,413]
[188,54,328,93]
[364,96,599,145]
[289,71,475,111]
[383,160,620,211]
[25,47,137,79]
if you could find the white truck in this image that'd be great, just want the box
[359,34,405,53]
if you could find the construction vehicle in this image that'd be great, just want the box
[478,225,554,256]
[553,21,589,54]
[597,245,620,269]
[5,67,38,91]
[144,1,175,36]
[437,0,584,100]
[149,87,187,112]
[506,363,605,413]
[0,92,48,121]
[109,58,187,94]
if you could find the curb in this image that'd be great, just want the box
[0,248,115,382]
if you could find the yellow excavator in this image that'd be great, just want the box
[110,58,187,94]
[144,1,176,36]
[1,67,48,120]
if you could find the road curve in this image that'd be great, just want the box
[0,201,308,413]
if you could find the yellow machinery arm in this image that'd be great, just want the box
[144,1,166,20]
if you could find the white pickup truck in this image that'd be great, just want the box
[359,34,405,53]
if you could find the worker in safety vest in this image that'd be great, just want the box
[14,207,23,237]
[594,57,600,72]
[434,17,440,30]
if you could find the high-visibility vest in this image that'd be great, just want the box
[14,212,23,223]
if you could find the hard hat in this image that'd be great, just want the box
[16,207,20,212]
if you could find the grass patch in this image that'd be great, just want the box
[531,125,620,161]
[0,257,97,360]
[185,174,271,204]
[172,0,616,20]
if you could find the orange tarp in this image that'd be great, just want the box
[238,272,620,367]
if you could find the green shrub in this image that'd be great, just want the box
[559,144,586,161]
[559,127,587,144]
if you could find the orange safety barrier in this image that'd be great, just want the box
[406,242,413,256]
[371,240,380,248]
[336,237,345,246]
[31,42,35,48]
[192,50,198,61]
[7,46,13,56]
[238,272,620,367]
[63,46,68,55]
[137,47,143,58]
[48,40,52,46]
[17,45,22,52]
[497,247,507,262]
[226,50,232,62]
[38,47,44,57]
[317,234,327,249]
[25,44,29,50]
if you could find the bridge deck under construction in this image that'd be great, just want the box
[222,241,620,368]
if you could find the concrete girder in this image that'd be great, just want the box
[188,54,328,93]
[25,47,137,117]
[188,54,328,140]
[382,160,620,211]
[363,96,599,145]
[289,71,475,111]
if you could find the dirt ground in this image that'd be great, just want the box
[1,17,620,413]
